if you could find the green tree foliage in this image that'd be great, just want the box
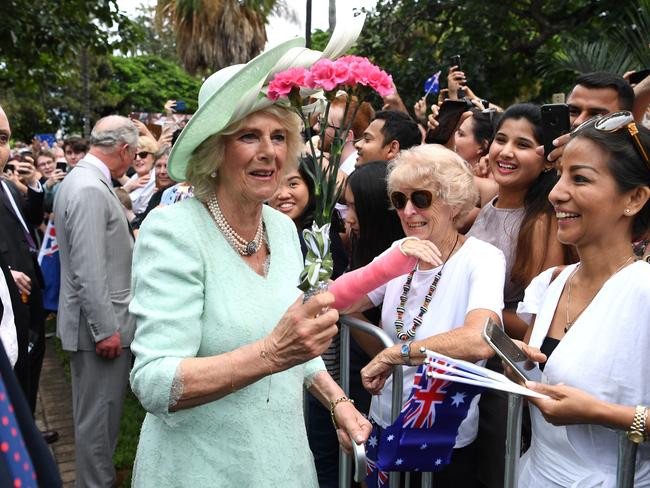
[100,55,202,115]
[355,0,632,111]
[0,0,140,90]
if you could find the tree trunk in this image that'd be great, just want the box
[328,0,336,33]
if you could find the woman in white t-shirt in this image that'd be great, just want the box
[342,144,506,485]
[516,112,650,487]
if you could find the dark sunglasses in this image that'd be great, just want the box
[136,151,152,159]
[573,111,650,168]
[390,190,434,210]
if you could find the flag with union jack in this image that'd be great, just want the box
[365,421,389,488]
[37,219,60,311]
[367,359,482,478]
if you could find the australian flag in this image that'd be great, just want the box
[37,219,60,311]
[366,359,482,486]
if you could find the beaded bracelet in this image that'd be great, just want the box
[329,396,355,430]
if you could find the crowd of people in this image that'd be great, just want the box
[0,20,649,488]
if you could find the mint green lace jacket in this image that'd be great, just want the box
[129,199,324,487]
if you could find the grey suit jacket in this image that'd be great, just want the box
[53,158,135,351]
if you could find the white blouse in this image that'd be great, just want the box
[517,262,650,487]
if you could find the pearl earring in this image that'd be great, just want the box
[625,208,631,214]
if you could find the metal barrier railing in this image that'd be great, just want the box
[503,387,640,488]
[339,315,434,488]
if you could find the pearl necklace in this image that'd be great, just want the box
[394,234,459,341]
[206,194,264,256]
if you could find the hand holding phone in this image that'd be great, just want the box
[56,161,67,173]
[425,99,472,145]
[482,318,542,383]
[541,104,570,162]
[449,55,465,98]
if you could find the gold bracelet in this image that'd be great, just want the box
[628,405,648,444]
[329,396,354,430]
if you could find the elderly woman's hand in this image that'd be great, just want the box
[400,238,443,267]
[361,345,402,395]
[332,401,373,454]
[264,292,339,371]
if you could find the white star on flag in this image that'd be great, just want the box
[387,434,395,442]
[395,458,403,466]
[420,443,428,450]
[451,391,466,407]
[368,435,378,447]
[435,458,442,466]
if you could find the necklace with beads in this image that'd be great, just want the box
[394,234,459,341]
[206,193,265,256]
[564,254,635,333]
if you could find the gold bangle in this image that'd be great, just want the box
[329,396,354,430]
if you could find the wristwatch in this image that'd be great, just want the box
[401,341,412,365]
[627,405,648,444]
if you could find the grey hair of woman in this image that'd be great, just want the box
[387,143,479,224]
[154,145,172,162]
[89,115,139,153]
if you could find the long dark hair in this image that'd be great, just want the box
[470,108,500,156]
[347,160,405,269]
[496,103,563,285]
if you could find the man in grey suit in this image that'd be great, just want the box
[54,115,138,487]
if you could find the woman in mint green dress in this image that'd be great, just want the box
[128,39,372,487]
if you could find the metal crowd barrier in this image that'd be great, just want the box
[339,315,434,488]
[503,390,640,488]
[338,316,642,488]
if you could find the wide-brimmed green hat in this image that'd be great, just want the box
[167,14,366,182]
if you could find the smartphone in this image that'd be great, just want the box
[541,104,570,161]
[426,99,472,145]
[56,162,67,173]
[629,69,650,85]
[175,100,186,111]
[449,55,465,98]
[482,317,542,383]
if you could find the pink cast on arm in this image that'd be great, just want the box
[330,244,417,310]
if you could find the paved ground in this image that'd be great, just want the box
[35,338,76,487]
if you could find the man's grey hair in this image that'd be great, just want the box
[89,115,138,153]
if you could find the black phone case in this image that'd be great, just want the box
[541,104,570,160]
[426,100,470,145]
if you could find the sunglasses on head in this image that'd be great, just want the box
[572,111,650,169]
[136,151,152,159]
[390,190,435,210]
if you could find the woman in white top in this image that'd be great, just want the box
[343,144,506,485]
[124,135,158,214]
[517,112,650,487]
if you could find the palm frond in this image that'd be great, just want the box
[156,0,277,75]
[544,39,635,76]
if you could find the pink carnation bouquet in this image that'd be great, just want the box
[267,55,394,295]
